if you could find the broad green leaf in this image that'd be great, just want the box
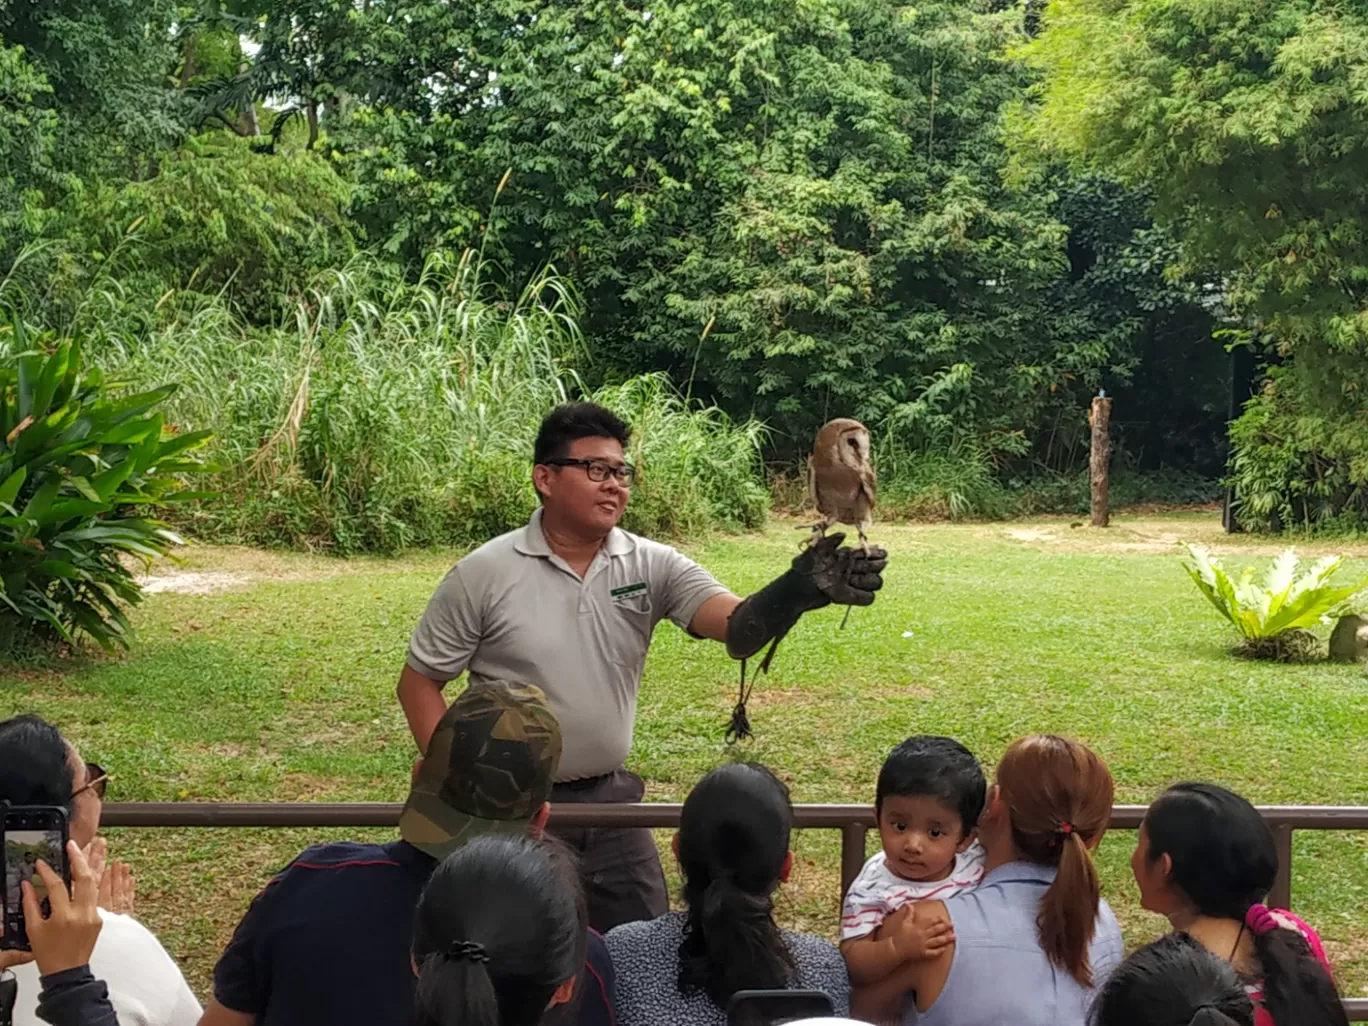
[29,343,69,417]
[1262,549,1298,617]
[153,430,213,462]
[36,560,82,580]
[69,476,102,503]
[44,499,113,524]
[20,476,61,522]
[90,461,135,502]
[0,466,25,507]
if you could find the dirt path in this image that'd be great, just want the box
[136,515,1368,595]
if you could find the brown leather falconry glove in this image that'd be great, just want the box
[723,533,888,740]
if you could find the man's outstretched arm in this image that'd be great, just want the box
[687,592,743,641]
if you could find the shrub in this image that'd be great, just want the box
[595,374,769,538]
[1180,543,1368,662]
[88,253,767,554]
[0,319,210,655]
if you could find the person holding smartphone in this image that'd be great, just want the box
[0,716,199,1026]
[1,838,121,1026]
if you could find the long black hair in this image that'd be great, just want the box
[1144,783,1348,1026]
[677,762,796,1007]
[1090,933,1255,1026]
[411,835,586,1026]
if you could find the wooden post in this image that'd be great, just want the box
[1090,394,1112,528]
[840,823,868,899]
[1270,824,1294,910]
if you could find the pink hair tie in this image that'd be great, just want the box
[1245,904,1278,935]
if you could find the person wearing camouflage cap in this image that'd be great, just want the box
[398,678,561,858]
[199,681,616,1026]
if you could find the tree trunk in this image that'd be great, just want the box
[240,63,260,136]
[179,34,196,89]
[1090,395,1112,527]
[306,100,319,149]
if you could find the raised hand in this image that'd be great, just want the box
[95,851,135,917]
[23,839,106,976]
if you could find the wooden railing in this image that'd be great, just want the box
[103,801,1368,1020]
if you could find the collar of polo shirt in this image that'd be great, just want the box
[514,507,637,559]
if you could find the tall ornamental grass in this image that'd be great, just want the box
[82,252,766,553]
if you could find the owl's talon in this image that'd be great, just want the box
[798,521,829,550]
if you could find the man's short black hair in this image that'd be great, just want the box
[876,735,986,836]
[0,714,75,812]
[533,402,631,465]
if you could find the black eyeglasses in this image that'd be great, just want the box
[73,762,110,800]
[543,458,636,486]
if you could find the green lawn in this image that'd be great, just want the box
[3,513,1367,1000]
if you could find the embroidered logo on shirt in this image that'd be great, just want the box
[611,582,647,599]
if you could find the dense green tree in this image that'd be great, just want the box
[1014,0,1368,526]
[0,44,65,248]
[331,0,1220,465]
[0,0,1239,529]
[0,0,193,177]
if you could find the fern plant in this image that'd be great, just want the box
[1180,543,1368,661]
[1,318,210,655]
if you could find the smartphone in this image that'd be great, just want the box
[2,806,70,952]
[726,990,836,1026]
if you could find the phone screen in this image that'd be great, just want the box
[3,817,67,950]
[6,828,61,903]
[726,991,836,1026]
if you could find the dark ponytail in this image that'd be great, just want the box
[995,735,1114,987]
[414,950,500,1026]
[1090,933,1254,1026]
[412,835,586,1026]
[1251,919,1348,1026]
[1145,784,1348,1026]
[677,762,796,1007]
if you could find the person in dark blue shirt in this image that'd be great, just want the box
[200,680,615,1026]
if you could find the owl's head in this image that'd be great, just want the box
[836,423,871,470]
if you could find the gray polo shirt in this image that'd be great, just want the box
[407,509,731,781]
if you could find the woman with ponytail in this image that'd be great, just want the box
[852,734,1123,1025]
[1091,933,1255,1026]
[1133,783,1347,1026]
[410,835,590,1026]
[605,763,850,1026]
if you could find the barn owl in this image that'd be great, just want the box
[806,417,876,553]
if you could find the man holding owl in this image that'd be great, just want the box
[397,402,887,933]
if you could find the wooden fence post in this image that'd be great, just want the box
[1090,393,1112,528]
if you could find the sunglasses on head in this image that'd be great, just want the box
[73,762,110,800]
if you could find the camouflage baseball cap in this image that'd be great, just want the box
[399,679,562,860]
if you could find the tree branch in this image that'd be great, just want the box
[210,110,252,137]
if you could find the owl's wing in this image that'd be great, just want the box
[859,462,877,508]
[807,453,822,512]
